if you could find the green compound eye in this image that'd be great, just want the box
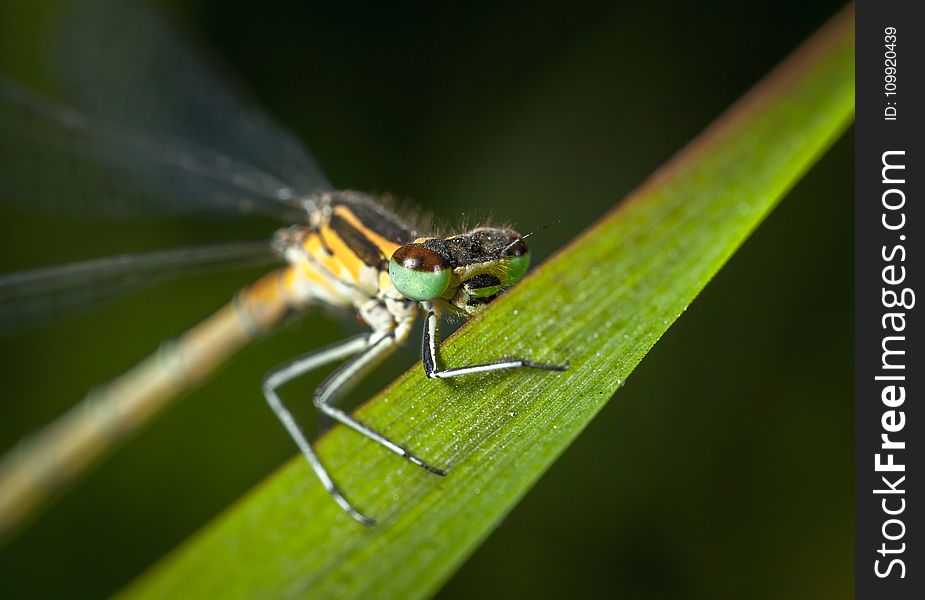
[389,245,452,301]
[390,261,451,301]
[500,252,531,286]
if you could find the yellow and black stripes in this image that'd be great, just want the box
[293,191,419,301]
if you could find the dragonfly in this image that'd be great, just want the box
[0,0,566,533]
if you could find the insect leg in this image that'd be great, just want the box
[420,303,568,379]
[314,334,447,478]
[262,333,374,525]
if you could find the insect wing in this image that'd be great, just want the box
[0,78,310,222]
[0,0,332,222]
[0,241,280,333]
[51,0,332,200]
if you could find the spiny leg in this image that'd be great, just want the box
[315,334,447,477]
[421,303,568,379]
[263,333,375,525]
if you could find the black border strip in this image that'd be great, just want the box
[856,2,923,597]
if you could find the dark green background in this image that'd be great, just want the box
[0,1,852,598]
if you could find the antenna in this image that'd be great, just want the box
[503,220,560,254]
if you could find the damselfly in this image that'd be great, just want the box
[0,0,566,533]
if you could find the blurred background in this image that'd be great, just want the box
[0,0,851,598]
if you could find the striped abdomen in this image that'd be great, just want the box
[284,191,420,306]
[0,268,298,537]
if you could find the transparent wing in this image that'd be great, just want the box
[0,241,280,333]
[0,77,312,222]
[49,0,332,197]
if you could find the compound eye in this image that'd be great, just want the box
[497,230,530,286]
[389,245,451,301]
[499,252,531,286]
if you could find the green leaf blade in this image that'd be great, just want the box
[124,7,854,599]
